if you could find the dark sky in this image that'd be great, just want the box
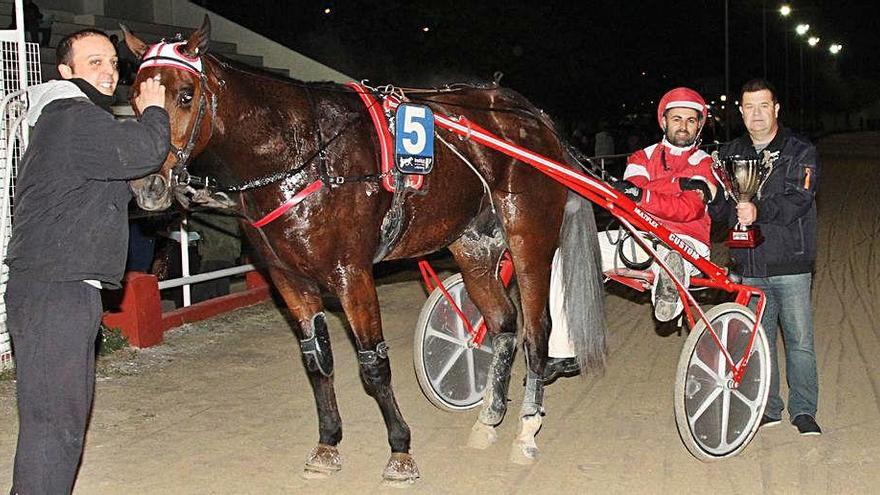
[197,1,879,126]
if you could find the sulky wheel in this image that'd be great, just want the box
[413,273,494,412]
[674,303,771,461]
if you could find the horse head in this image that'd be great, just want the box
[124,15,221,211]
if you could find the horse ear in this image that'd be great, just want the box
[120,23,148,59]
[185,14,211,57]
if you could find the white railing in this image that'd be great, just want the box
[0,0,41,370]
[162,219,251,308]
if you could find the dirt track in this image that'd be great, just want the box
[2,135,879,494]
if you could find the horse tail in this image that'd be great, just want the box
[558,189,608,373]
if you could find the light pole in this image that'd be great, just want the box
[808,36,819,130]
[779,5,792,113]
[762,0,767,78]
[724,0,730,140]
[795,23,809,129]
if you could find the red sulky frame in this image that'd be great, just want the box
[418,111,766,386]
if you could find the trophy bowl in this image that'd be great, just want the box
[710,152,773,248]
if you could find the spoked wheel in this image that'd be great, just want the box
[413,273,494,412]
[674,303,771,461]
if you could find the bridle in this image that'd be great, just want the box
[137,40,218,187]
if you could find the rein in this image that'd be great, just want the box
[207,112,366,193]
[137,42,601,228]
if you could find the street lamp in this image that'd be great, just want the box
[795,23,810,36]
[829,43,843,55]
[779,4,792,17]
[808,36,820,47]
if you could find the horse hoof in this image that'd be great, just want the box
[466,422,498,450]
[301,444,342,479]
[509,441,539,465]
[381,452,420,486]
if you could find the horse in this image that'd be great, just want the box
[124,16,607,483]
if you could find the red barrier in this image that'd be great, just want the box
[102,270,271,348]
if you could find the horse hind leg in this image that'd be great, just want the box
[331,264,419,485]
[468,332,516,449]
[446,210,519,449]
[267,271,344,479]
[496,188,568,465]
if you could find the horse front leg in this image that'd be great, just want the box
[268,271,343,478]
[333,264,419,485]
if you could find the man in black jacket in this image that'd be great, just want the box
[710,79,821,436]
[4,29,169,493]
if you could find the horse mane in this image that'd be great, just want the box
[205,52,343,91]
[205,53,507,98]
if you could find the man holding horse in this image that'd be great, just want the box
[4,28,169,494]
[547,87,717,381]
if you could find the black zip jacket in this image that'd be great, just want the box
[708,127,819,277]
[5,81,170,289]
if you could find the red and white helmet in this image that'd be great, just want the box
[656,87,708,129]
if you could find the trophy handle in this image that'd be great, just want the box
[710,151,735,200]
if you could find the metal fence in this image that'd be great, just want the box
[0,0,41,370]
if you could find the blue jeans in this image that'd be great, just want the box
[745,273,818,422]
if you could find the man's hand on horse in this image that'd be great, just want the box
[612,179,643,202]
[736,201,757,226]
[134,77,166,112]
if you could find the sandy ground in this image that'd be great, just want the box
[1,136,879,494]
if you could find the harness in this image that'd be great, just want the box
[137,42,386,226]
[135,42,593,237]
[140,41,217,184]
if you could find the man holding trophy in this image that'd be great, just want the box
[710,79,821,436]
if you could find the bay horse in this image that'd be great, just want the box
[124,17,606,483]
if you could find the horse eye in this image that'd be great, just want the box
[178,89,194,106]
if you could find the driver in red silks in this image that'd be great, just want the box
[545,87,718,382]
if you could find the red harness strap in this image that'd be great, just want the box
[251,83,424,228]
[251,179,324,228]
[345,82,423,192]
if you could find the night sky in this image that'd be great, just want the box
[195,1,879,131]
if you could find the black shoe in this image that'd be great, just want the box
[792,414,822,436]
[543,357,580,385]
[654,252,685,322]
[759,414,782,428]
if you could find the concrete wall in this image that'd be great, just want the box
[160,1,351,83]
[105,0,152,23]
[38,0,104,15]
[33,0,350,82]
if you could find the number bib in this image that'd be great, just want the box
[395,104,435,175]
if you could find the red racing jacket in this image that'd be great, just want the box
[622,138,716,245]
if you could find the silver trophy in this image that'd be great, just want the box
[710,151,774,248]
